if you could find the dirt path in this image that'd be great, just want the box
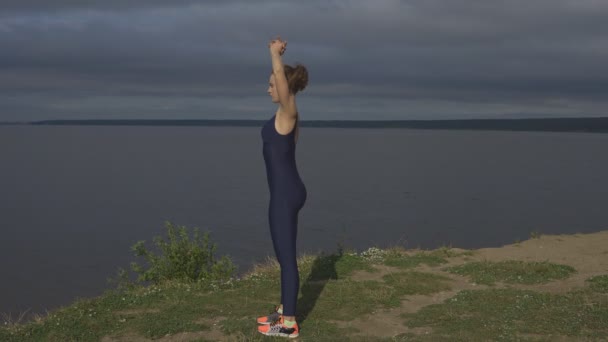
[341,230,608,339]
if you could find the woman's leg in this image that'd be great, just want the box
[269,200,300,317]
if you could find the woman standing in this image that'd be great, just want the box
[257,36,308,338]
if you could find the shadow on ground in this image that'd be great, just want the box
[297,251,342,324]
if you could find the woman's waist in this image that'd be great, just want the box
[264,163,301,175]
[266,174,305,186]
[268,181,307,196]
[266,170,305,185]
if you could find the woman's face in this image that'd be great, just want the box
[267,74,279,103]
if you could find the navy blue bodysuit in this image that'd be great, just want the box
[261,114,307,317]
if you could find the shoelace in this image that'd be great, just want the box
[270,317,284,326]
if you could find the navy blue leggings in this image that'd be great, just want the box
[268,190,306,316]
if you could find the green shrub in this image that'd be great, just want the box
[129,221,236,284]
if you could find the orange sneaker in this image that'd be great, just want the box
[256,305,282,325]
[257,316,299,338]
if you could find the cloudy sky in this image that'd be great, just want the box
[1,0,607,121]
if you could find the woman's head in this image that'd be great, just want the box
[268,63,308,102]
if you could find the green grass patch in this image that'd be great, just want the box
[299,271,453,321]
[247,251,375,285]
[403,288,608,340]
[127,303,209,338]
[444,260,576,285]
[0,295,125,342]
[219,317,256,338]
[383,251,448,269]
[8,241,602,341]
[381,246,473,269]
[347,333,420,341]
[334,253,377,276]
[299,252,376,279]
[135,313,207,338]
[0,279,257,342]
[0,250,450,341]
[300,279,393,320]
[587,275,608,293]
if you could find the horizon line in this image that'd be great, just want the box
[1,115,605,124]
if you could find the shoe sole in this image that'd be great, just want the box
[259,331,299,338]
[257,321,272,325]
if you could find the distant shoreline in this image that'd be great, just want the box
[2,117,608,132]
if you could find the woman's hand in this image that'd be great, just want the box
[268,35,287,56]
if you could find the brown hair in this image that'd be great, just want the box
[274,63,308,95]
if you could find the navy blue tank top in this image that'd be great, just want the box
[261,114,306,201]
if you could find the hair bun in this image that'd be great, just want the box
[284,63,308,94]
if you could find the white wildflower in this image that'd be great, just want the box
[360,247,387,262]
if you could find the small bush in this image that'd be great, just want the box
[129,221,236,284]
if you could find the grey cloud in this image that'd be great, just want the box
[1,0,607,120]
[0,1,255,13]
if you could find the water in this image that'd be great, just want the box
[1,125,607,318]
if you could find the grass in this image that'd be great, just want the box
[403,287,608,341]
[2,243,607,341]
[383,251,448,269]
[0,248,453,342]
[380,246,472,269]
[444,260,576,285]
[587,274,608,293]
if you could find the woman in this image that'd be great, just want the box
[256,36,308,338]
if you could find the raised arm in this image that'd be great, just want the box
[269,36,296,116]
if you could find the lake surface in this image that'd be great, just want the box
[1,125,607,318]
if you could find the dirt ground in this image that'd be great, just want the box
[342,230,608,339]
[103,230,608,341]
